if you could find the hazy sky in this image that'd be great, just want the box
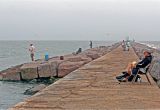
[0,0,160,41]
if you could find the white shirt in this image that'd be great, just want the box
[29,45,35,54]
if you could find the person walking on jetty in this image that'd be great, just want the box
[89,41,93,49]
[29,44,35,61]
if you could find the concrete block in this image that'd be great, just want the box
[38,62,52,78]
[85,53,100,60]
[58,61,85,77]
[1,72,21,81]
[20,63,38,80]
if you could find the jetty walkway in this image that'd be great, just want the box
[10,46,160,110]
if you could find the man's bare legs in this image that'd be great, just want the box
[123,62,137,81]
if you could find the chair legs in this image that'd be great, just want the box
[131,71,139,83]
[145,74,152,85]
[130,69,140,83]
[132,71,152,85]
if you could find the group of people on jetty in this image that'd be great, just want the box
[28,41,93,62]
[29,40,152,83]
[29,40,152,82]
[121,40,130,51]
[116,40,153,82]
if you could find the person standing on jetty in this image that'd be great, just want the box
[89,41,93,48]
[121,40,125,51]
[121,40,130,51]
[29,44,35,61]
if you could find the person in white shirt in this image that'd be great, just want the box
[29,44,35,61]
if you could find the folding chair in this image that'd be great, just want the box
[132,64,152,85]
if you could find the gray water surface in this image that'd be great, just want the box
[0,41,115,109]
[0,81,37,110]
[0,40,115,71]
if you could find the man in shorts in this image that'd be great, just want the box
[29,44,35,61]
[116,50,152,82]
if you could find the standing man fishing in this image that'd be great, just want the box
[89,41,93,49]
[29,44,35,61]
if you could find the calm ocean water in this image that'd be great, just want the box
[0,40,115,109]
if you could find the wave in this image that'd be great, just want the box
[140,42,159,49]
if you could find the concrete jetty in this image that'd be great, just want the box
[10,45,160,110]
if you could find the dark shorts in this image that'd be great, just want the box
[30,53,34,57]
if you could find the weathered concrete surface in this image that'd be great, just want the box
[10,46,160,110]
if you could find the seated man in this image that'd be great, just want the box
[116,50,153,82]
[72,48,82,55]
[76,48,82,54]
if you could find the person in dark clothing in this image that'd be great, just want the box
[89,41,93,49]
[116,50,152,82]
[127,51,152,81]
[76,48,82,54]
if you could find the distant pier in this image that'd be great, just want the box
[10,44,160,110]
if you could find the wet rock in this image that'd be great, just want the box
[29,79,37,84]
[24,84,47,95]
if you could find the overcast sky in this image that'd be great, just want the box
[0,0,160,41]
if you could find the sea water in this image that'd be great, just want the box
[0,40,115,109]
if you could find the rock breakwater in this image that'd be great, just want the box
[0,43,120,81]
